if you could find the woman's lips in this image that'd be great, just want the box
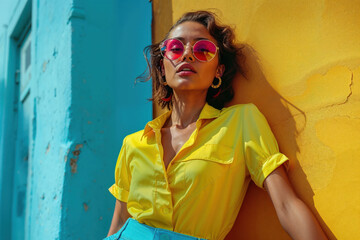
[176,63,196,74]
[176,63,196,76]
[177,70,195,76]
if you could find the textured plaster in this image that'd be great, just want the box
[153,0,360,239]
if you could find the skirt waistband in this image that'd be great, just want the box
[104,218,207,240]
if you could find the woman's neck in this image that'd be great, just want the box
[166,90,207,128]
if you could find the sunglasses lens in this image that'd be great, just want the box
[193,40,217,62]
[160,39,218,62]
[161,39,184,60]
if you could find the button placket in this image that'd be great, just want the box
[153,120,203,229]
[153,129,175,228]
[166,119,203,172]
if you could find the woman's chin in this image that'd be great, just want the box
[170,79,194,89]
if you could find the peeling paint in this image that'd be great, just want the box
[53,48,58,58]
[70,158,77,173]
[42,60,49,72]
[289,65,355,112]
[45,142,50,154]
[75,144,83,151]
[68,143,83,174]
[64,148,70,162]
[83,202,88,211]
[324,72,353,108]
[72,150,80,156]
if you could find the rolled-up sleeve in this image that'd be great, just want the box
[242,104,289,188]
[108,137,130,202]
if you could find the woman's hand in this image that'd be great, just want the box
[106,199,131,237]
[263,165,328,240]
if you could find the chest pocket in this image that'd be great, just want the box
[178,144,234,197]
[181,143,234,164]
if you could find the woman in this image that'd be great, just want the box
[105,11,328,240]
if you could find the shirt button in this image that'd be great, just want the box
[161,207,171,215]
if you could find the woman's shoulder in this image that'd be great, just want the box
[122,129,146,145]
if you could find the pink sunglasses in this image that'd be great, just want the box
[160,38,219,62]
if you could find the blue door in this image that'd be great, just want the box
[12,29,32,240]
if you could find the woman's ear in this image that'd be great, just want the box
[217,64,225,77]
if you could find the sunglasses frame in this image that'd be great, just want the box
[160,38,219,62]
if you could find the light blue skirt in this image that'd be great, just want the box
[104,218,206,240]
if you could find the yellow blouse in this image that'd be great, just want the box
[109,103,288,240]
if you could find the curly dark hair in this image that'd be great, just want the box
[138,10,243,109]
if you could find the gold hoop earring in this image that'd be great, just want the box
[162,76,168,86]
[211,77,222,88]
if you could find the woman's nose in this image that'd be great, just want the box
[180,44,195,62]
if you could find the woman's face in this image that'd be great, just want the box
[162,21,223,93]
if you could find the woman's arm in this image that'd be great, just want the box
[263,165,328,240]
[106,199,131,237]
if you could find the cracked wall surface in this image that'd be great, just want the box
[153,0,360,239]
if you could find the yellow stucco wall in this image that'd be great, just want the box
[152,1,360,239]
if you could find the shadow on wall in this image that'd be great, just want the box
[225,44,336,240]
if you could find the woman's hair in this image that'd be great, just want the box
[138,10,243,109]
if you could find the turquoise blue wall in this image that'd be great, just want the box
[0,0,13,238]
[0,1,33,239]
[0,0,152,239]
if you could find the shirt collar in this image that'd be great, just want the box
[142,103,221,138]
[198,102,221,120]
